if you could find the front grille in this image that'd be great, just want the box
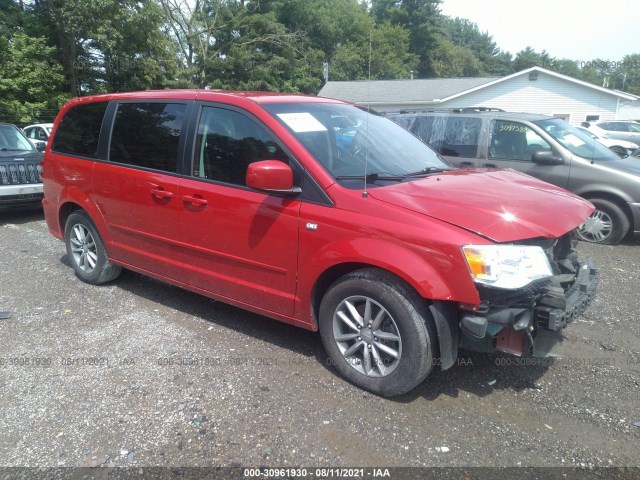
[0,163,42,185]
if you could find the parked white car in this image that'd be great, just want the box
[583,120,640,146]
[576,125,639,158]
[23,123,54,150]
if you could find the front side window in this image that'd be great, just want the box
[109,102,186,172]
[489,120,551,161]
[51,102,108,158]
[193,106,289,186]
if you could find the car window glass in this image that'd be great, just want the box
[193,106,289,186]
[441,117,481,157]
[0,125,35,151]
[109,102,186,172]
[394,115,481,158]
[25,128,36,139]
[626,123,640,133]
[489,120,551,161]
[52,102,108,158]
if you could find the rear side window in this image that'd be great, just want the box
[52,102,108,158]
[395,115,481,158]
[109,102,187,172]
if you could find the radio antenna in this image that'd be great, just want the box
[363,26,372,198]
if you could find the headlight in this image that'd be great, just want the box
[462,244,552,289]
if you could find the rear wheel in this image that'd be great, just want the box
[64,211,121,284]
[319,268,435,397]
[576,198,630,245]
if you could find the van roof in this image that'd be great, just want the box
[66,89,345,106]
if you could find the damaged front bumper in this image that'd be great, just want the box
[458,251,597,358]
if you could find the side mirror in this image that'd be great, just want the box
[246,160,301,196]
[531,150,564,165]
[35,141,46,152]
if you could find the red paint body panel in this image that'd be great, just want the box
[42,89,594,334]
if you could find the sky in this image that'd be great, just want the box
[439,0,640,61]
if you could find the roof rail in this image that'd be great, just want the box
[388,107,504,115]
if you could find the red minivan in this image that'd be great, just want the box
[42,90,597,396]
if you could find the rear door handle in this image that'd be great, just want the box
[150,187,173,199]
[482,163,497,168]
[182,194,208,207]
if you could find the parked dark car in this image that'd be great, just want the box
[0,122,44,207]
[389,110,640,245]
[43,91,596,396]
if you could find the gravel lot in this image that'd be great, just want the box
[0,209,638,475]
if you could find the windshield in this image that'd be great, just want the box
[533,118,618,161]
[263,102,451,185]
[0,125,37,153]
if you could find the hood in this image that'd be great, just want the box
[598,156,640,176]
[0,150,43,162]
[369,169,594,243]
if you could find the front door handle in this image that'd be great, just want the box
[150,187,173,199]
[482,163,497,168]
[458,161,474,168]
[182,195,208,207]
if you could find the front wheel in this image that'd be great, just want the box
[576,198,630,245]
[64,211,122,284]
[319,269,435,397]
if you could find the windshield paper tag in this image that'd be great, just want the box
[564,133,586,147]
[277,113,327,133]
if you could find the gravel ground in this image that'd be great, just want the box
[0,209,638,476]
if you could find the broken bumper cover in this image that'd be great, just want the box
[536,258,597,331]
[459,257,598,355]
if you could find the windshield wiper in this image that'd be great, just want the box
[335,172,405,183]
[401,166,451,178]
[0,148,24,152]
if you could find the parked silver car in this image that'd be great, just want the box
[585,120,640,146]
[575,126,639,158]
[389,110,640,244]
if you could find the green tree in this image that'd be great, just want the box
[512,46,552,72]
[618,54,640,95]
[32,0,178,95]
[0,32,67,124]
[371,0,442,77]
[439,16,512,76]
[427,37,481,77]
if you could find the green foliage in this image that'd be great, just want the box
[372,0,442,77]
[1,0,640,111]
[0,32,68,124]
[440,16,512,76]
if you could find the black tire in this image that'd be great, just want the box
[576,198,630,245]
[319,268,435,397]
[64,211,121,284]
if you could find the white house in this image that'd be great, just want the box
[318,67,638,125]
